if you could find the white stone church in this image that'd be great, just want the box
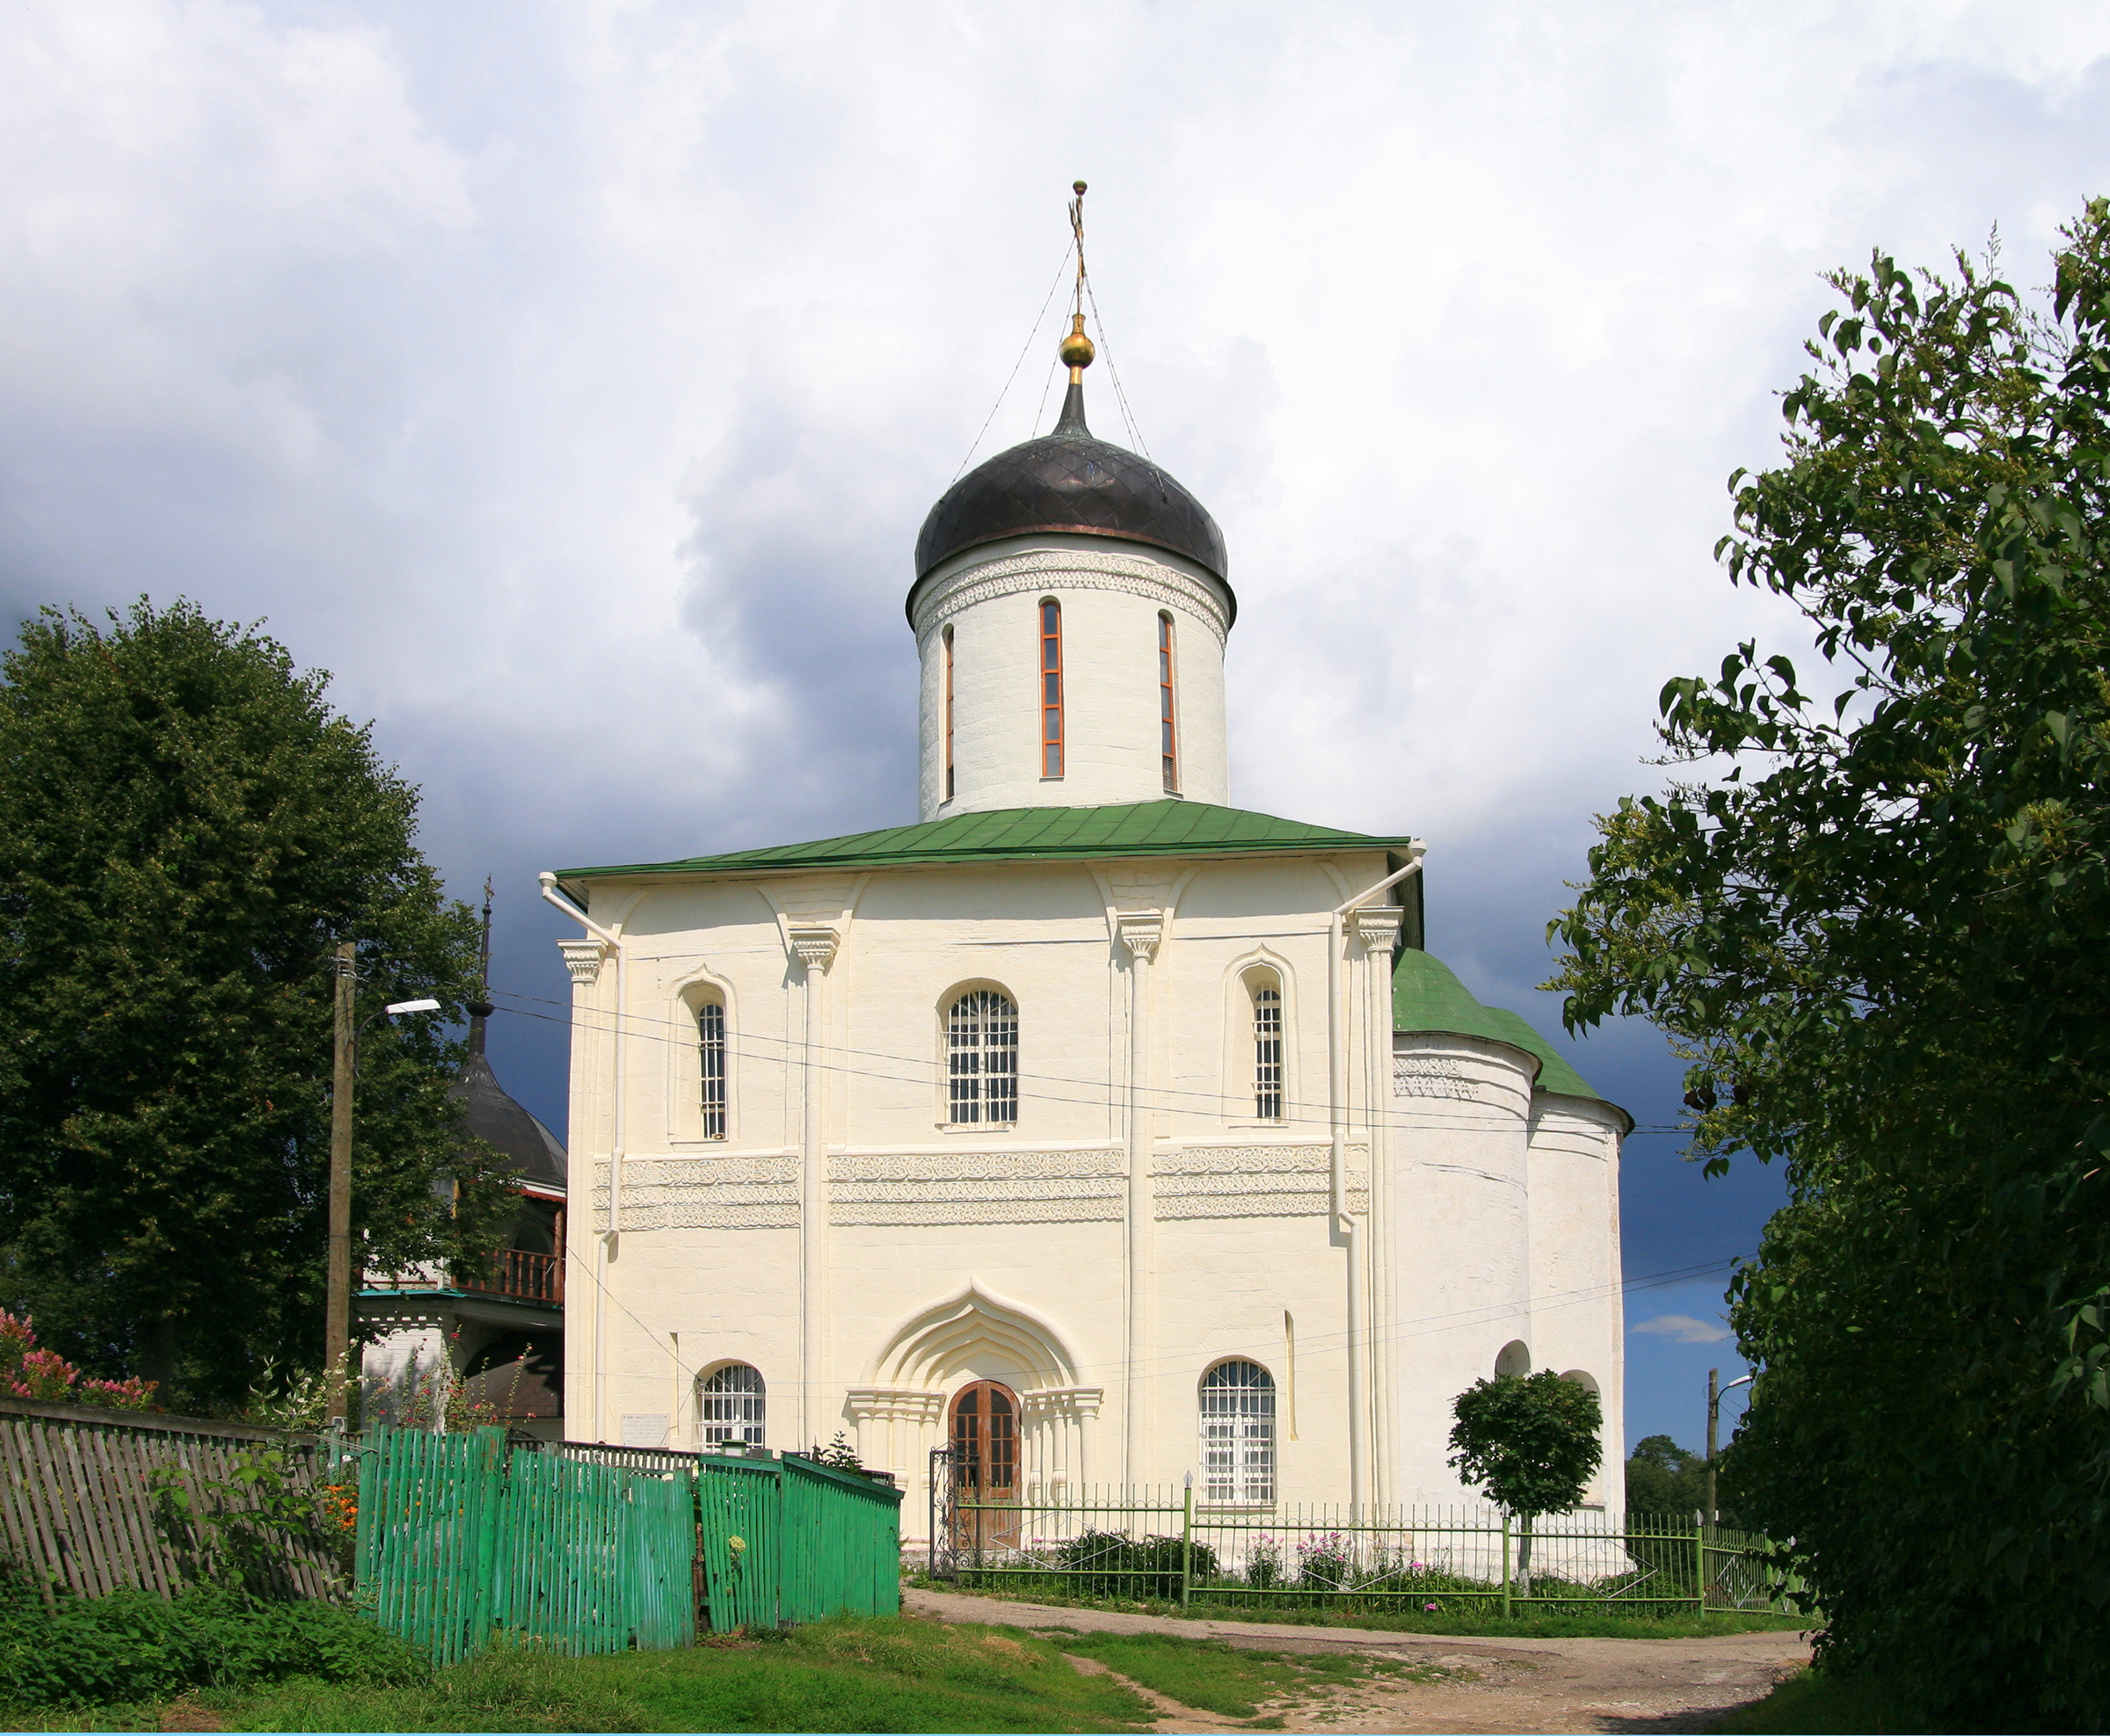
[546,324,1627,1528]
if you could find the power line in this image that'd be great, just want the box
[492,987,1679,1140]
[950,245,1074,483]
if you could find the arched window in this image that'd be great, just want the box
[947,990,1018,1124]
[1038,599,1064,779]
[1200,1360,1277,1503]
[1252,982,1283,1120]
[1159,612,1179,793]
[942,625,957,803]
[698,1001,727,1139]
[1495,1340,1532,1378]
[698,1363,765,1446]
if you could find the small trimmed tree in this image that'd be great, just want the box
[1448,1372,1603,1584]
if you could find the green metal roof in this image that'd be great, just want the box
[558,800,1414,881]
[1392,948,1625,1121]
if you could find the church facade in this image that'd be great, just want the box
[548,343,1627,1527]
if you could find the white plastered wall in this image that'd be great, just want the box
[1383,1031,1538,1502]
[558,853,1622,1529]
[1525,1096,1627,1508]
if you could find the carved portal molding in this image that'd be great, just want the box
[913,549,1231,646]
[787,924,840,971]
[1393,1055,1479,1100]
[558,939,606,988]
[829,1151,1124,1226]
[597,1156,799,1230]
[1115,911,1165,963]
[1350,905,1404,955]
[1153,1144,1369,1219]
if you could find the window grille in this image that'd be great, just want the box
[947,990,1018,1124]
[698,1001,727,1138]
[699,1363,765,1446]
[1200,1360,1277,1504]
[1159,613,1179,793]
[1253,986,1283,1120]
[1039,599,1064,778]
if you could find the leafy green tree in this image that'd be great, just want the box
[0,600,513,1409]
[1548,203,2110,1730]
[1448,1372,1603,1581]
[1623,1435,1703,1518]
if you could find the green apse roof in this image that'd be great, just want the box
[557,800,1415,881]
[1392,948,1623,1117]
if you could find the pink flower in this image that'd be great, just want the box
[1424,1602,1438,1612]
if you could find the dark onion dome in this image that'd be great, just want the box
[452,1051,566,1193]
[911,380,1233,618]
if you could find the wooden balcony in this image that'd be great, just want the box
[458,1248,564,1305]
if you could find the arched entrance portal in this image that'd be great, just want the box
[950,1380,1021,1551]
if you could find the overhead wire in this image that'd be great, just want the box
[950,244,1075,484]
[563,1229,1739,1409]
[490,986,1697,1140]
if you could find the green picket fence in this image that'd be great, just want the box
[354,1428,902,1662]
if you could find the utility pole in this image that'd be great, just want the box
[1706,1367,1754,1523]
[324,941,356,1426]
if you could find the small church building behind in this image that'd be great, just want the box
[546,312,1629,1529]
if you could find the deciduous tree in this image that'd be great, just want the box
[0,601,512,1408]
[1448,1371,1603,1582]
[1548,203,2110,1730]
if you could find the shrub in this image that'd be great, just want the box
[0,1311,155,1409]
[0,1577,423,1708]
[1055,1529,1219,1598]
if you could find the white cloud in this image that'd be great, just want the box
[1630,1314,1733,1345]
[2,0,2108,1161]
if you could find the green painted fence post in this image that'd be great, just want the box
[1181,1475,1194,1609]
[1501,1514,1512,1620]
[1694,1512,1706,1614]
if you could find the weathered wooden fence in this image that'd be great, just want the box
[0,1395,339,1604]
[353,1427,902,1660]
[0,1400,905,1663]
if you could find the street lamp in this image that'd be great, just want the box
[322,945,447,1427]
[1706,1367,1754,1525]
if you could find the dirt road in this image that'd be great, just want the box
[905,1586,1810,1734]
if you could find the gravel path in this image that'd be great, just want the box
[904,1586,1812,1734]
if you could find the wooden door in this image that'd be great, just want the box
[950,1380,1021,1552]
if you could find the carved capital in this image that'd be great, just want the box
[1351,904,1405,955]
[558,938,606,987]
[788,924,840,971]
[1116,911,1164,963]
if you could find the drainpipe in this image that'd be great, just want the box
[541,872,624,1442]
[1329,847,1424,1514]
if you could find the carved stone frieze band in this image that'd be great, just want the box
[913,549,1231,645]
[1393,1055,1479,1100]
[1153,1144,1370,1219]
[829,1150,1124,1226]
[596,1157,799,1230]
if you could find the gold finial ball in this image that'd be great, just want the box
[1059,311,1095,368]
[1073,180,1088,195]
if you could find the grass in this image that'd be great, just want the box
[1050,1627,1463,1721]
[4,1613,1449,1733]
[1713,1667,1938,1735]
[914,1574,1809,1639]
[8,1616,1175,1733]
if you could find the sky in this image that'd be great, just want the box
[4,0,2108,1457]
